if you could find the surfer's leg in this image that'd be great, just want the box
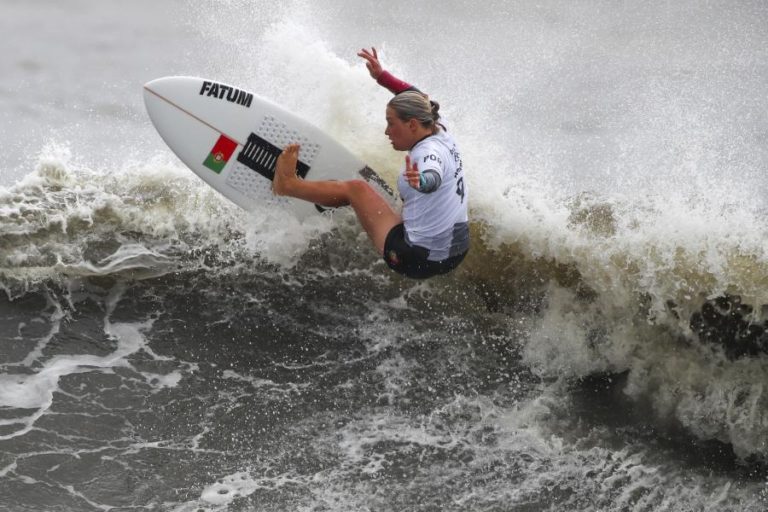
[274,144,401,254]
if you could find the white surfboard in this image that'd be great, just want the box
[143,76,394,218]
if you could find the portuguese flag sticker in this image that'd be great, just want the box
[203,134,238,174]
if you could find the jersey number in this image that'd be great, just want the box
[456,177,465,203]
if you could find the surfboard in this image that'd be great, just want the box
[143,76,394,218]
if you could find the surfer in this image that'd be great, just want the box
[273,48,469,279]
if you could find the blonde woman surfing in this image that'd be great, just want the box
[273,48,468,279]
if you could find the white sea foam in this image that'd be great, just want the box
[169,470,305,511]
[294,390,766,511]
[0,286,183,441]
[199,471,261,506]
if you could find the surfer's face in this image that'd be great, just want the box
[385,106,415,151]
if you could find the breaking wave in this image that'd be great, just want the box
[3,138,768,461]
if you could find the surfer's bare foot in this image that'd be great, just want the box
[273,144,300,196]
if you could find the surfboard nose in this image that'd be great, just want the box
[143,76,189,99]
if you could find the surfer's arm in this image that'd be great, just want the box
[376,71,416,95]
[358,47,418,95]
[417,170,441,193]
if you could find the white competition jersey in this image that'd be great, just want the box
[397,127,469,261]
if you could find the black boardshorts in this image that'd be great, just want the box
[383,223,468,279]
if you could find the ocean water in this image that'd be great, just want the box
[2,0,768,510]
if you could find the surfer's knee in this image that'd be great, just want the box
[344,179,375,199]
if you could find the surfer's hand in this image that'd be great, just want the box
[405,155,420,190]
[357,47,383,79]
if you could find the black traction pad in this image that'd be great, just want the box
[236,132,310,181]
